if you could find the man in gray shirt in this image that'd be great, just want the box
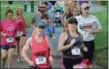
[30,1,55,38]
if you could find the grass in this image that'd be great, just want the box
[0,1,108,68]
[1,1,37,25]
[92,10,108,67]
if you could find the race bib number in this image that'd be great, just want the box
[71,48,81,55]
[17,31,23,36]
[35,56,47,65]
[6,37,14,43]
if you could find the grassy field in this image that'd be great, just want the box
[92,11,108,67]
[0,1,108,67]
[1,1,37,25]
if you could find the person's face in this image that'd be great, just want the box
[17,9,23,15]
[82,7,89,15]
[38,4,47,13]
[6,12,13,20]
[36,27,45,35]
[68,23,77,31]
[71,8,78,16]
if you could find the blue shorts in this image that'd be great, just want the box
[0,45,16,50]
[44,24,54,35]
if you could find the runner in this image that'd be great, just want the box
[61,0,79,23]
[15,7,26,62]
[58,17,87,69]
[0,9,17,68]
[22,24,53,69]
[76,3,102,68]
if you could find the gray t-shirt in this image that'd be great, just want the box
[31,11,54,26]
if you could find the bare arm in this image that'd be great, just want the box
[61,12,67,24]
[45,36,54,64]
[45,36,53,56]
[22,37,32,64]
[94,28,101,33]
[58,32,72,52]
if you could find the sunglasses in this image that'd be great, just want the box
[39,6,46,8]
[84,7,89,10]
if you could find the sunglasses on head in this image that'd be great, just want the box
[84,7,89,10]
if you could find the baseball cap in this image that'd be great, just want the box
[81,3,90,9]
[36,22,45,29]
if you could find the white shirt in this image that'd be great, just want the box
[76,15,102,41]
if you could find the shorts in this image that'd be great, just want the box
[63,58,83,69]
[83,40,95,63]
[29,66,52,69]
[0,45,16,50]
[16,34,26,41]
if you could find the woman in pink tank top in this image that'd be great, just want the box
[15,8,26,62]
[0,9,17,68]
[22,24,53,69]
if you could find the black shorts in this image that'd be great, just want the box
[63,58,83,69]
[29,66,52,69]
[83,40,95,63]
[0,45,16,50]
[16,34,26,41]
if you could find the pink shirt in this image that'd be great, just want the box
[31,35,50,68]
[0,19,17,45]
[16,17,26,36]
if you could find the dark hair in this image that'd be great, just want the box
[41,1,48,6]
[5,9,13,16]
[67,17,78,25]
[67,17,80,34]
[41,13,49,19]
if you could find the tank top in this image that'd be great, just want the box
[63,31,83,59]
[16,16,26,36]
[31,35,50,68]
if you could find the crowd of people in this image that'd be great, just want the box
[0,0,102,69]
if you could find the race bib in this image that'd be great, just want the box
[71,47,81,55]
[6,37,14,43]
[17,31,23,36]
[35,56,47,65]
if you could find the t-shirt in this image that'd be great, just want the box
[0,19,17,45]
[75,15,102,41]
[31,12,54,26]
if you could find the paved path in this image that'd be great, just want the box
[1,1,107,69]
[1,27,103,68]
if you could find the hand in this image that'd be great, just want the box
[69,39,76,46]
[83,46,88,52]
[49,56,53,64]
[1,32,7,36]
[86,28,94,33]
[28,61,35,67]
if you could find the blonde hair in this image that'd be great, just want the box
[16,7,23,15]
